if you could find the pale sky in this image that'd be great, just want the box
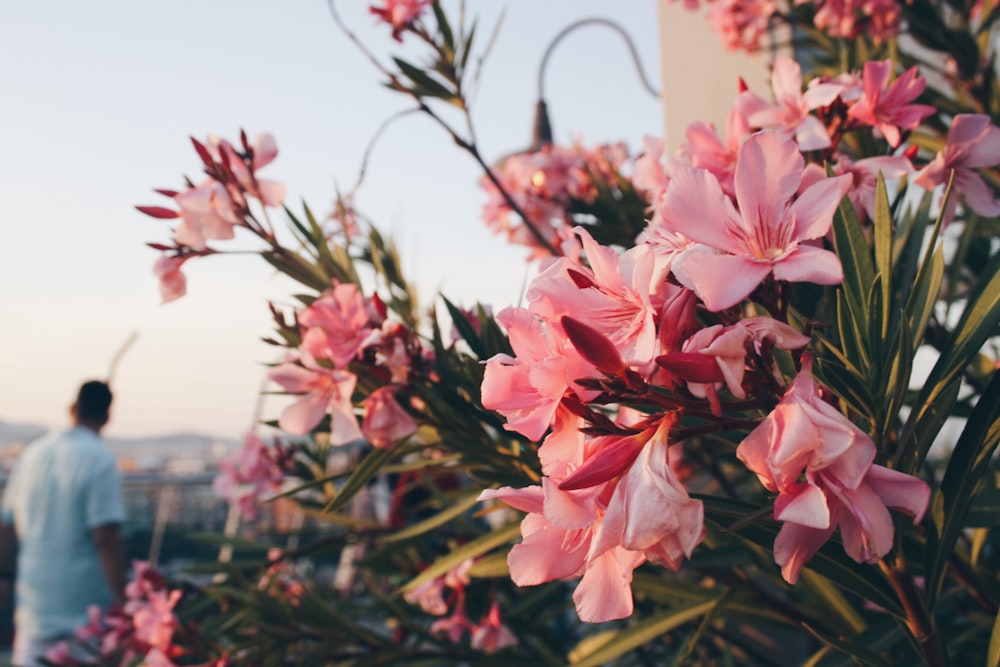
[0,1,665,438]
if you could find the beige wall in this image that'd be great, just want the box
[657,3,776,153]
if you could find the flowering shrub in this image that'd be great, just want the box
[127,0,1000,665]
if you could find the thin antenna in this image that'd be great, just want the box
[107,331,139,383]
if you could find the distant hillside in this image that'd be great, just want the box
[0,421,240,472]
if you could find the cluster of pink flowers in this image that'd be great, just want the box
[476,66,956,618]
[213,432,294,519]
[666,0,903,50]
[138,132,286,303]
[47,562,223,667]
[258,548,307,605]
[480,142,629,260]
[404,559,518,652]
[650,57,998,227]
[267,280,421,448]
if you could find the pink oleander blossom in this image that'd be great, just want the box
[914,114,1000,221]
[847,61,935,148]
[801,154,913,221]
[268,352,363,441]
[804,0,901,40]
[210,132,286,207]
[171,180,239,250]
[479,416,703,623]
[527,227,663,372]
[213,432,286,518]
[631,135,669,207]
[707,0,778,53]
[153,255,188,304]
[481,307,594,441]
[470,602,518,653]
[370,0,431,41]
[677,106,750,198]
[362,385,417,448]
[131,589,182,651]
[737,358,930,583]
[660,131,852,311]
[737,56,842,150]
[299,281,377,368]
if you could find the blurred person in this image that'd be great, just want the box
[0,381,127,666]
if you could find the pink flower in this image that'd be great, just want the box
[153,255,188,303]
[847,61,935,148]
[805,0,901,40]
[430,605,472,643]
[660,131,852,311]
[143,648,180,667]
[268,352,363,441]
[707,0,778,52]
[222,132,285,207]
[631,135,669,206]
[362,385,417,448]
[299,281,377,368]
[737,358,929,583]
[737,56,842,150]
[132,588,182,650]
[481,307,593,441]
[213,432,285,518]
[914,114,1000,221]
[588,419,704,570]
[528,228,662,371]
[801,154,913,221]
[470,602,518,653]
[370,0,431,41]
[479,416,703,623]
[171,180,239,250]
[677,106,749,197]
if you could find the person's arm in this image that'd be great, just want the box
[91,523,126,606]
[0,522,15,603]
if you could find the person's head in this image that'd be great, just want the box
[71,380,113,431]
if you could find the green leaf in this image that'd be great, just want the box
[380,492,480,543]
[897,251,1000,473]
[902,241,944,356]
[873,172,893,341]
[392,56,458,103]
[831,192,876,343]
[567,597,722,667]
[322,446,397,514]
[926,371,1000,608]
[401,522,521,593]
[441,295,485,358]
[989,606,1000,667]
[700,496,904,617]
[803,622,896,667]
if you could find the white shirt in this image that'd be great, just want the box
[1,426,126,641]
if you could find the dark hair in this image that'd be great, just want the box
[76,381,113,422]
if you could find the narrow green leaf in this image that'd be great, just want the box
[803,623,893,667]
[441,295,486,358]
[988,606,1000,667]
[392,56,455,100]
[568,597,722,667]
[873,172,892,341]
[431,2,454,52]
[380,492,479,543]
[401,522,521,593]
[926,371,1000,608]
[831,193,876,342]
[903,245,944,355]
[898,251,1000,473]
[322,446,397,514]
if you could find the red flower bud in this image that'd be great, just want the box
[655,352,725,383]
[559,433,644,490]
[561,316,627,376]
[135,205,179,219]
